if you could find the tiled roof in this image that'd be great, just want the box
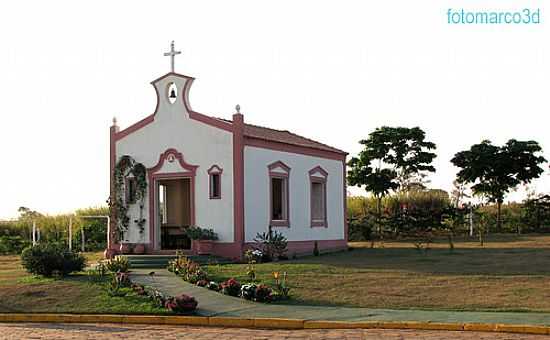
[218,118,346,155]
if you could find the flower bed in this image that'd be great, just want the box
[167,255,290,303]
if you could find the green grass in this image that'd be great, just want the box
[206,234,550,312]
[0,252,166,314]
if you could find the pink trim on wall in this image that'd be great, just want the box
[147,148,199,252]
[207,165,223,199]
[114,73,233,143]
[245,137,347,162]
[108,123,119,252]
[309,166,328,228]
[242,239,347,257]
[268,161,291,228]
[232,113,245,255]
[181,79,234,132]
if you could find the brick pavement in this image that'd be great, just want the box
[0,323,547,340]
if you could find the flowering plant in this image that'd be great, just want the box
[164,294,198,314]
[255,284,273,302]
[240,284,257,300]
[220,278,241,296]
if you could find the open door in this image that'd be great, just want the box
[157,178,192,250]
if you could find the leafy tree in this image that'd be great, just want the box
[451,139,546,231]
[347,126,437,230]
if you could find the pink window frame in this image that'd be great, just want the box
[207,165,223,199]
[268,161,291,227]
[309,166,328,228]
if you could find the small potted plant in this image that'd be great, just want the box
[186,226,218,255]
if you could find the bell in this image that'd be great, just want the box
[169,89,177,99]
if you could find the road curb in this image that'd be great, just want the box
[0,314,548,335]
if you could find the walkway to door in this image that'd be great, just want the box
[130,269,550,326]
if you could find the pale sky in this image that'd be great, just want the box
[0,1,549,219]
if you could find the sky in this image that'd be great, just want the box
[0,1,549,219]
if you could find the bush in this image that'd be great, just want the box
[20,244,86,277]
[0,236,31,255]
[255,284,273,302]
[106,256,130,273]
[164,294,198,313]
[185,226,218,240]
[220,278,241,297]
[240,284,257,300]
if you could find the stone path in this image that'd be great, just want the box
[0,323,547,339]
[131,269,550,326]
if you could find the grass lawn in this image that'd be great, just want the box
[206,234,550,312]
[0,252,166,314]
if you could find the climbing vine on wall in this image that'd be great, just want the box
[112,155,147,241]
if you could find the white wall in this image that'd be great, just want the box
[116,74,234,245]
[244,146,344,242]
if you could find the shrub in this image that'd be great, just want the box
[185,226,218,241]
[205,281,220,291]
[0,236,31,255]
[220,278,241,297]
[164,294,198,313]
[196,279,208,287]
[240,284,256,300]
[255,284,273,302]
[20,244,86,277]
[254,229,288,262]
[106,256,130,273]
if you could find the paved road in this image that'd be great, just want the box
[0,323,546,340]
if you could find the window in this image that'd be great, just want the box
[268,161,291,227]
[126,177,137,203]
[207,165,223,199]
[210,173,221,199]
[271,177,288,220]
[309,166,328,227]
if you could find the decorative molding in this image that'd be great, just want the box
[147,148,198,251]
[308,165,329,178]
[268,160,291,175]
[207,164,223,175]
[148,148,199,175]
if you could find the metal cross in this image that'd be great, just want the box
[163,40,181,73]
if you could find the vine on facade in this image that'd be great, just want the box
[112,155,147,241]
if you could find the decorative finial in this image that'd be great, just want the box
[112,117,117,126]
[163,40,182,73]
[235,104,241,114]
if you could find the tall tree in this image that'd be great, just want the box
[451,139,546,231]
[347,126,437,227]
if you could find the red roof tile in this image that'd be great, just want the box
[218,118,346,155]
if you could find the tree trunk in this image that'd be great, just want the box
[496,200,502,232]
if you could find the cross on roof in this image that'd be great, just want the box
[163,40,181,73]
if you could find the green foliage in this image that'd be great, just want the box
[451,139,546,230]
[254,229,288,261]
[521,194,550,232]
[348,127,437,203]
[111,155,148,240]
[220,278,241,296]
[20,244,86,277]
[184,226,218,240]
[0,235,30,254]
[106,256,130,273]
